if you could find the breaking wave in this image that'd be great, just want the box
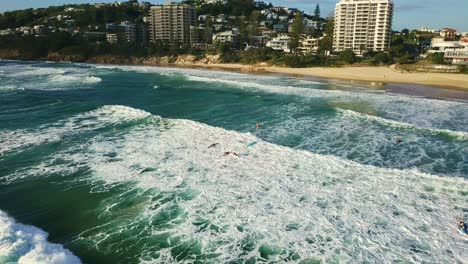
[4,105,466,263]
[0,105,152,156]
[48,75,102,85]
[0,211,81,264]
[337,108,468,140]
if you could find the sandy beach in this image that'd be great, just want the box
[191,63,468,91]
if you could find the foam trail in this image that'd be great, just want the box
[338,108,468,140]
[11,105,466,263]
[0,211,81,264]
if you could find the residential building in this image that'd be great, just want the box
[266,12,279,20]
[212,30,241,48]
[190,26,212,45]
[429,36,468,53]
[33,25,46,36]
[444,48,468,65]
[440,28,457,40]
[273,23,288,33]
[333,0,394,54]
[120,21,138,43]
[261,29,277,38]
[299,36,322,54]
[461,33,468,43]
[106,33,120,44]
[266,35,291,52]
[0,29,14,36]
[149,3,196,44]
[419,26,436,33]
[250,35,270,46]
[15,27,32,36]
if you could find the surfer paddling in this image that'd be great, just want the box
[208,143,218,148]
[256,123,263,129]
[224,151,239,157]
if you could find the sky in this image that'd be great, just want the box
[1,0,467,32]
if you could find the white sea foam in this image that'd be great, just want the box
[48,75,102,85]
[11,106,467,263]
[0,105,152,156]
[0,211,81,264]
[338,108,468,140]
[6,66,67,77]
[0,64,102,90]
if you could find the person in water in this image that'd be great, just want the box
[256,123,263,129]
[459,218,468,234]
[208,143,218,148]
[224,151,239,157]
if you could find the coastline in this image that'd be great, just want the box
[1,55,468,91]
[183,63,468,91]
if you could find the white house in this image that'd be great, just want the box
[429,36,468,53]
[266,35,291,52]
[444,48,468,65]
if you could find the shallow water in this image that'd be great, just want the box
[0,60,467,263]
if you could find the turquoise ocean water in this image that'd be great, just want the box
[0,60,467,263]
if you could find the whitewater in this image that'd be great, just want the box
[0,60,467,264]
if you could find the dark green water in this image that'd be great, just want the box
[0,61,467,264]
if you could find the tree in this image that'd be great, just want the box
[397,54,412,64]
[314,4,321,29]
[429,53,445,64]
[401,28,410,38]
[339,49,356,64]
[373,52,390,64]
[248,11,260,44]
[318,16,334,55]
[288,12,304,52]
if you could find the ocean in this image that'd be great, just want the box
[0,60,467,264]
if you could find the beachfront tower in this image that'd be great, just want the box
[149,3,196,45]
[333,0,393,55]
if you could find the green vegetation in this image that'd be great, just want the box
[0,0,456,70]
[289,13,304,52]
[0,1,148,29]
[339,49,356,64]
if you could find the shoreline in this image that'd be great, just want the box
[181,63,468,92]
[2,57,468,92]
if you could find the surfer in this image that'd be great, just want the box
[256,123,263,129]
[459,218,467,234]
[224,151,239,157]
[208,143,218,148]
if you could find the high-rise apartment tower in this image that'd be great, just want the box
[333,0,393,54]
[149,3,196,44]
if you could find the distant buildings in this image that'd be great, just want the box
[430,36,468,53]
[439,28,457,40]
[104,21,148,45]
[299,36,322,54]
[266,35,291,53]
[419,26,436,33]
[444,48,468,65]
[190,26,212,45]
[149,3,196,44]
[333,0,394,54]
[106,33,119,44]
[212,30,241,48]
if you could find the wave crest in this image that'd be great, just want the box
[0,211,81,264]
